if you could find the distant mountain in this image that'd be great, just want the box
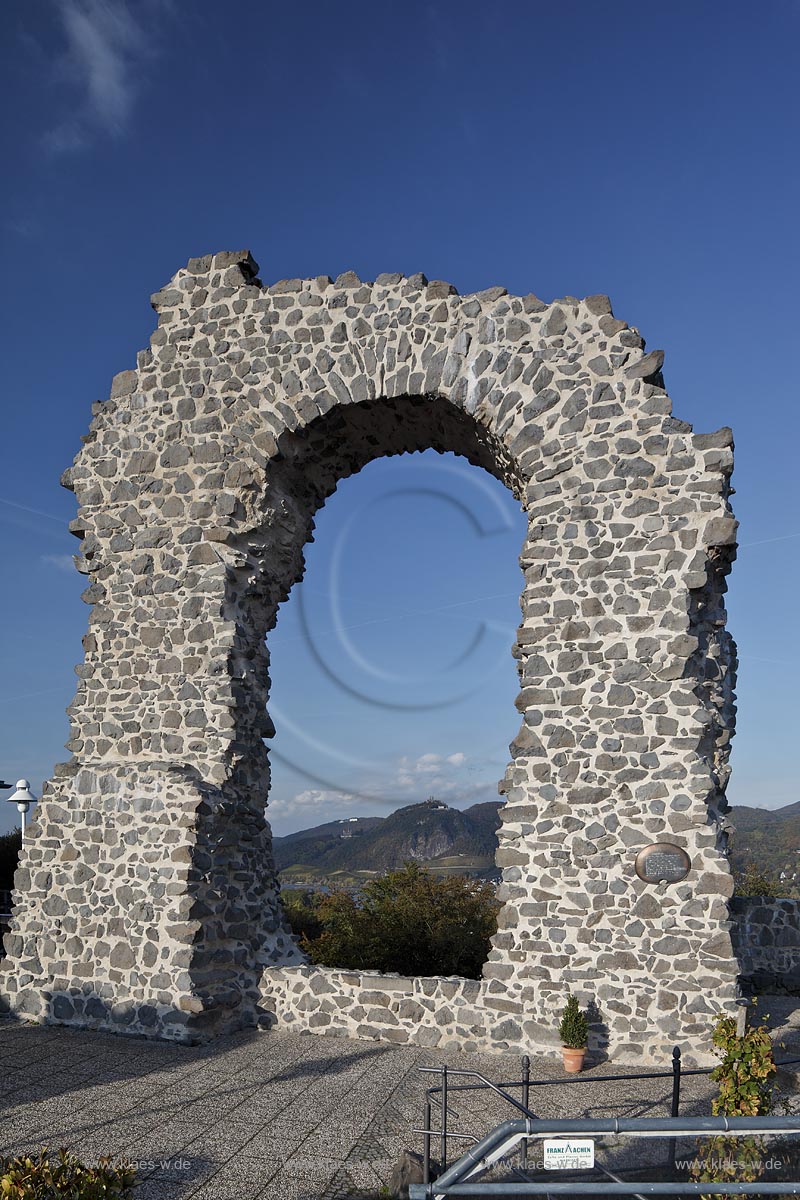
[726,801,800,883]
[274,814,384,852]
[274,799,502,882]
[274,798,799,888]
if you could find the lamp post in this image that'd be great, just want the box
[8,780,36,842]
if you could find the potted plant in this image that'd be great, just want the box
[559,993,589,1073]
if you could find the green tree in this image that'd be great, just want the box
[0,828,21,894]
[281,888,323,942]
[302,862,500,978]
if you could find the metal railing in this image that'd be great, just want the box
[412,1048,800,1197]
[409,1115,800,1197]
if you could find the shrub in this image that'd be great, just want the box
[734,861,782,898]
[709,1009,776,1118]
[691,1007,777,1193]
[558,993,589,1049]
[0,1148,135,1199]
[301,862,500,978]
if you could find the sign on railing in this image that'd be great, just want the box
[412,1050,800,1197]
[410,1116,800,1197]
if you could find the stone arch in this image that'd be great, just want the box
[0,253,739,1061]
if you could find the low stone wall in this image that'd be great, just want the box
[261,966,494,1052]
[262,898,800,1061]
[259,966,666,1063]
[730,897,800,990]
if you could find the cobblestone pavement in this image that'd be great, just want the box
[1,1007,797,1199]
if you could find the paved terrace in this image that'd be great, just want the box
[1,998,798,1200]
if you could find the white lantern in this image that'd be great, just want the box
[8,779,37,841]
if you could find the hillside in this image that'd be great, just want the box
[274,798,800,889]
[726,801,800,884]
[272,815,384,868]
[274,798,502,882]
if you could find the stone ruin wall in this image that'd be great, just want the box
[1,250,741,1062]
[730,897,800,993]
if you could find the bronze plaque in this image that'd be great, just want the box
[634,843,691,884]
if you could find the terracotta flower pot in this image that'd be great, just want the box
[561,1046,587,1073]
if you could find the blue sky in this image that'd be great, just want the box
[0,0,798,836]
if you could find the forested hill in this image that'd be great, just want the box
[726,801,800,882]
[273,797,800,886]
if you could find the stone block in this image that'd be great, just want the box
[702,516,739,547]
[110,370,138,398]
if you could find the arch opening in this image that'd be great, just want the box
[264,445,528,980]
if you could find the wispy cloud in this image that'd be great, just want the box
[398,751,468,779]
[0,496,63,524]
[44,0,165,153]
[4,215,41,239]
[268,750,504,833]
[267,788,356,822]
[0,684,74,707]
[41,553,76,573]
[43,120,89,155]
[392,750,496,799]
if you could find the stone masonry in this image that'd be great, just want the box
[730,897,800,992]
[0,251,740,1062]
